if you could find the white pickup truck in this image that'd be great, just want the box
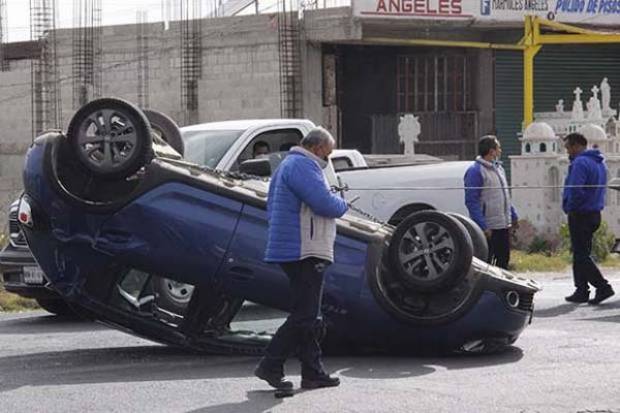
[180,118,469,224]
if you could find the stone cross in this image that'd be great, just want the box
[572,87,584,120]
[574,87,582,101]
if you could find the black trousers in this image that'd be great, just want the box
[488,228,510,270]
[568,212,610,292]
[261,257,327,378]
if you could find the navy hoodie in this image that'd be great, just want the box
[562,149,607,214]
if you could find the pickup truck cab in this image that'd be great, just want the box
[180,119,469,224]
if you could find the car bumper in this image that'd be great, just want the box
[0,243,37,270]
[1,243,59,300]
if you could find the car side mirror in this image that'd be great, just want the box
[239,158,272,177]
[609,177,620,191]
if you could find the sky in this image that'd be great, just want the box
[4,0,223,42]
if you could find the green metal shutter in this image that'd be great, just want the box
[496,44,620,180]
[495,51,523,180]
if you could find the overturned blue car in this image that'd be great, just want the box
[19,98,539,354]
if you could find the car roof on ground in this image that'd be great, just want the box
[180,119,315,132]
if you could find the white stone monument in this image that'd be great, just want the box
[588,85,603,121]
[511,78,620,239]
[398,113,421,155]
[601,77,611,113]
[572,87,584,120]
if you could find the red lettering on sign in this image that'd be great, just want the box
[371,0,465,15]
[451,0,461,13]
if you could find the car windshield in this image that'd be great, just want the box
[182,129,244,169]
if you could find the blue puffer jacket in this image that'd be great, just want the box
[562,149,607,214]
[265,146,348,263]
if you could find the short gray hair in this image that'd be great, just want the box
[300,126,335,148]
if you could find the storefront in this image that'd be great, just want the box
[311,0,620,166]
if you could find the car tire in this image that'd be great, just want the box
[66,97,153,179]
[388,211,473,293]
[143,109,184,156]
[35,298,75,316]
[152,276,195,315]
[447,213,489,262]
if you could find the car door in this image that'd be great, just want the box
[95,182,244,287]
[218,202,292,312]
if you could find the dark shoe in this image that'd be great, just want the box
[565,290,590,303]
[589,286,615,305]
[254,365,293,389]
[301,374,340,389]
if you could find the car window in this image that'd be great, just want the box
[182,130,244,169]
[233,128,303,172]
[331,156,353,172]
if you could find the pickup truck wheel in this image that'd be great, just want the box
[153,276,195,315]
[143,109,184,156]
[447,213,489,261]
[66,97,153,179]
[389,211,473,293]
[35,298,75,316]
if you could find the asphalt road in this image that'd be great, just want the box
[1,273,620,413]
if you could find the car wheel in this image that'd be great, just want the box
[152,276,195,315]
[66,97,153,179]
[447,213,489,261]
[143,109,184,156]
[388,211,473,293]
[35,298,75,316]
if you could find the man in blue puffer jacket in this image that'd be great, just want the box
[254,127,348,391]
[563,132,614,305]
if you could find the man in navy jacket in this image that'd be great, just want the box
[254,127,348,391]
[563,132,614,305]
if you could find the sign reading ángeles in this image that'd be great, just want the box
[353,0,620,25]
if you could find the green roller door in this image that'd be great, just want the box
[496,44,620,179]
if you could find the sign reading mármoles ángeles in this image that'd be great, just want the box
[353,0,620,25]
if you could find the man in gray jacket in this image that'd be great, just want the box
[464,135,518,269]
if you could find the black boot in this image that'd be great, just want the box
[565,289,590,303]
[254,362,293,389]
[589,286,615,305]
[301,373,340,389]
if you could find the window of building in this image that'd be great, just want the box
[396,53,473,113]
[525,143,531,153]
[540,143,547,152]
[549,166,560,203]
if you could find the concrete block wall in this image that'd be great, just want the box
[0,59,35,226]
[0,14,284,227]
[51,15,282,126]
